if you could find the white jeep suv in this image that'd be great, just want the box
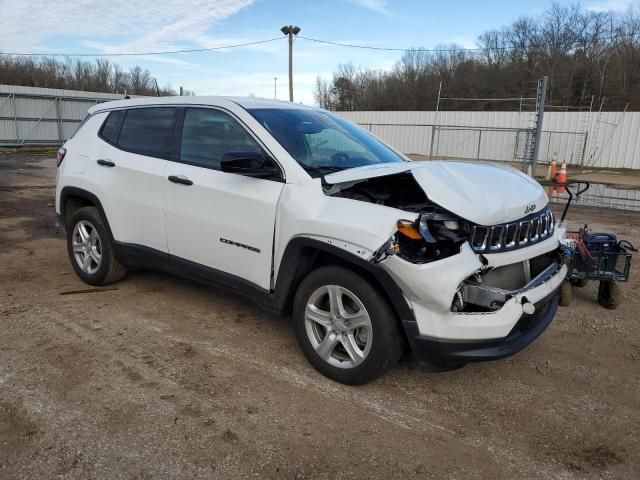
[55,97,567,384]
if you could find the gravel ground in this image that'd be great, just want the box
[1,152,639,479]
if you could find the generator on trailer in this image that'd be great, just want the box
[559,182,636,309]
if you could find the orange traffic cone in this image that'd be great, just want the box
[556,160,567,185]
[550,152,557,179]
[546,185,554,198]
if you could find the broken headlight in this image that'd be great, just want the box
[393,212,471,264]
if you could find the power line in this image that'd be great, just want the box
[439,97,536,102]
[1,31,639,58]
[0,37,283,57]
[298,32,640,53]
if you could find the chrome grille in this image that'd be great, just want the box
[470,208,555,253]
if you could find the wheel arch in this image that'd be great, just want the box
[59,187,114,241]
[274,237,415,325]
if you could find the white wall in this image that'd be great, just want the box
[338,110,640,170]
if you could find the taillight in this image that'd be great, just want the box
[56,147,66,167]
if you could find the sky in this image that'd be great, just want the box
[1,0,639,104]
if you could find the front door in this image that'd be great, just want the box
[164,107,284,291]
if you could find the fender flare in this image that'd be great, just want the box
[59,186,115,241]
[273,237,415,323]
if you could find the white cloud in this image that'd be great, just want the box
[0,0,255,53]
[344,0,391,15]
[445,36,477,50]
[180,70,333,105]
[587,0,639,12]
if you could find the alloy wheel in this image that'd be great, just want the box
[71,220,102,275]
[304,285,373,369]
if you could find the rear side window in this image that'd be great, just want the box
[179,108,262,169]
[99,110,125,144]
[117,107,178,158]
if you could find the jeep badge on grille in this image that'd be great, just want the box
[525,203,536,214]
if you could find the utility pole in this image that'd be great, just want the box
[531,76,548,178]
[274,77,278,99]
[280,25,301,102]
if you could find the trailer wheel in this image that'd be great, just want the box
[570,278,588,288]
[559,280,573,307]
[597,281,620,309]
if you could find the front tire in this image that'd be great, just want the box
[66,206,126,285]
[292,266,404,385]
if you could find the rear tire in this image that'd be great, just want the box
[66,206,127,286]
[292,266,404,385]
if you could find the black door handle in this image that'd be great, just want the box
[97,159,115,167]
[168,175,193,186]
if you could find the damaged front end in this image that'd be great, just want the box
[451,249,566,313]
[323,163,566,319]
[319,162,567,360]
[324,172,472,265]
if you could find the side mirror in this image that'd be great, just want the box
[220,150,281,180]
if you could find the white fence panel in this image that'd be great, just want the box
[339,110,640,170]
[0,84,134,145]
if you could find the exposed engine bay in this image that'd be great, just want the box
[325,173,471,264]
[323,172,431,211]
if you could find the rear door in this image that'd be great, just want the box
[164,107,284,290]
[95,107,178,253]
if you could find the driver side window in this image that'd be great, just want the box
[180,108,262,169]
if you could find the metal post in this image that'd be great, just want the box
[430,81,442,159]
[580,132,589,166]
[179,86,184,96]
[11,93,18,143]
[55,97,63,144]
[530,76,548,177]
[429,126,436,158]
[477,130,482,160]
[287,31,293,102]
[274,77,277,99]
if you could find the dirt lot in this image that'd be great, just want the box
[1,152,639,479]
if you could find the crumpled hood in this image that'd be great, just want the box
[323,161,549,226]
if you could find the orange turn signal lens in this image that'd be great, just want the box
[396,220,422,240]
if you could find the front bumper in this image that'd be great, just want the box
[380,229,566,364]
[402,290,559,365]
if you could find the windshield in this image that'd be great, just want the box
[247,108,405,177]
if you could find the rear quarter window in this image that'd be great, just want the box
[99,110,125,144]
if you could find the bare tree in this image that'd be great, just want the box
[317,3,640,111]
[0,56,178,96]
